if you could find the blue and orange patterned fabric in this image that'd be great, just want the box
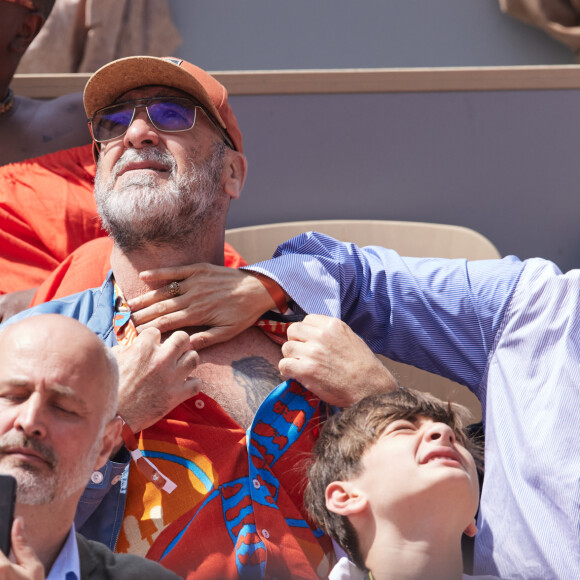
[112,285,334,579]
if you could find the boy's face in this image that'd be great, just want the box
[346,416,479,526]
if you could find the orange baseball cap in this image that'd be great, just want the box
[84,56,242,153]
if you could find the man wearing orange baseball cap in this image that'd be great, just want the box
[5,55,337,580]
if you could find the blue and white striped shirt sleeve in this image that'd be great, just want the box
[245,231,525,392]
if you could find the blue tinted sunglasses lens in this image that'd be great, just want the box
[148,100,196,132]
[92,105,134,142]
[91,99,197,142]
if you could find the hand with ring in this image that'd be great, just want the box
[126,263,277,351]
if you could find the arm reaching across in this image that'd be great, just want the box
[280,314,398,407]
[127,264,276,351]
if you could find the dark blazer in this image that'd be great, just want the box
[76,533,181,579]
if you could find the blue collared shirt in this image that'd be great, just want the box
[46,525,80,580]
[246,231,580,578]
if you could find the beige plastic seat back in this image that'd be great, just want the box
[225,220,502,421]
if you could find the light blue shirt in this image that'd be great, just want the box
[247,232,580,579]
[46,525,80,580]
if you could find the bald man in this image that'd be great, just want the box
[0,314,179,579]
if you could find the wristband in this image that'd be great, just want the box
[247,271,288,313]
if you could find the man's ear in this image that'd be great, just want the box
[94,416,123,470]
[8,11,44,56]
[222,151,247,200]
[326,481,368,517]
[463,519,478,538]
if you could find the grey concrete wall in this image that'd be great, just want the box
[167,0,574,69]
[166,1,579,272]
[226,90,579,273]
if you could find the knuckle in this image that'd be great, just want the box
[328,316,343,328]
[143,326,161,338]
[190,263,207,279]
[156,314,172,328]
[286,321,301,336]
[174,330,190,343]
[278,358,289,375]
[184,353,199,369]
[281,342,292,357]
[194,334,211,349]
[300,359,318,377]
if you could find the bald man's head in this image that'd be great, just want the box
[0,314,121,506]
[0,314,118,425]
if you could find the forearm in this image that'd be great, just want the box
[249,232,525,387]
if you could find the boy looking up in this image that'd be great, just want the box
[305,388,499,580]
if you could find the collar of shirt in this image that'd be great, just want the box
[46,524,80,580]
[328,557,367,580]
[112,277,137,345]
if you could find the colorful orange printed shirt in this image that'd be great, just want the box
[112,285,333,579]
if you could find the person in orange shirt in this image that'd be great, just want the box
[3,55,368,579]
[0,0,98,321]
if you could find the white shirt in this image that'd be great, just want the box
[329,557,502,580]
[254,234,580,577]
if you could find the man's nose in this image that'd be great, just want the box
[123,108,160,149]
[14,396,47,439]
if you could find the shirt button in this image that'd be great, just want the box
[253,478,261,489]
[195,399,205,409]
[261,529,270,539]
[91,471,104,484]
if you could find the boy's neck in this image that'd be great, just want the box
[362,520,465,580]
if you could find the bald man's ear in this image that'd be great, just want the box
[326,481,367,517]
[222,151,247,200]
[94,416,123,470]
[9,11,44,56]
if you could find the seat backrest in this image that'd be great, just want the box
[225,220,501,421]
[225,219,500,264]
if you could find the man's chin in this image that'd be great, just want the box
[7,469,57,506]
[0,456,50,474]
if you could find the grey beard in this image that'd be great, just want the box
[0,431,100,506]
[94,144,227,252]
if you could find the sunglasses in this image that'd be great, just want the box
[89,97,235,150]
